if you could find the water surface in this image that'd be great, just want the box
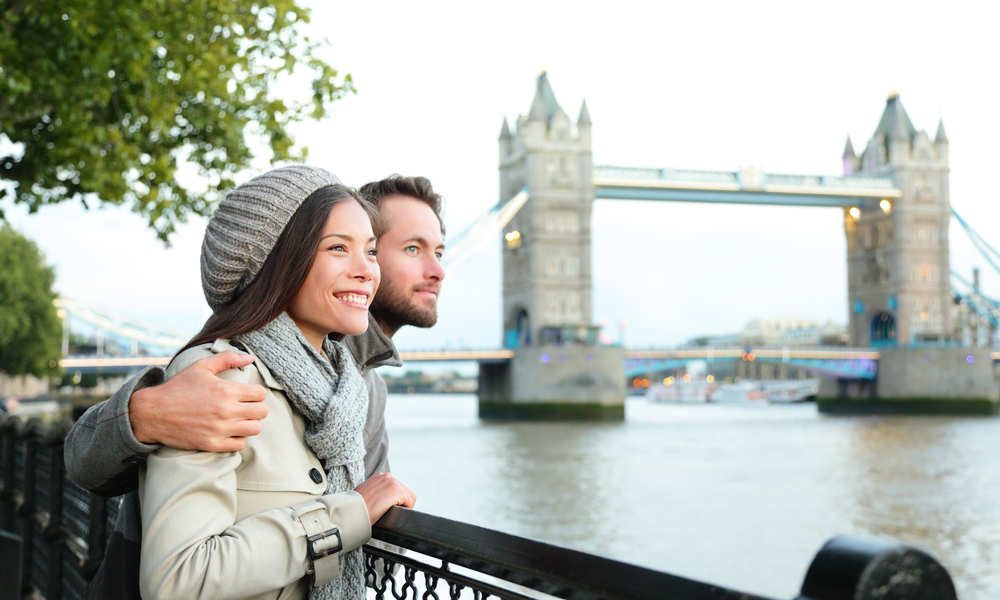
[383,394,1000,599]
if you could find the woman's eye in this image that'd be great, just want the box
[367,248,378,257]
[328,244,346,252]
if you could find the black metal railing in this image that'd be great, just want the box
[1,413,958,600]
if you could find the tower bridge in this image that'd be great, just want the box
[480,71,998,417]
[55,72,1000,416]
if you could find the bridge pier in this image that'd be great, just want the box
[819,347,1000,415]
[478,346,626,420]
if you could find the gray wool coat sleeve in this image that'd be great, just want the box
[64,366,165,497]
[362,368,391,477]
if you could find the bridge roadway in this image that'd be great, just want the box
[591,165,901,207]
[63,348,1000,375]
[60,347,883,368]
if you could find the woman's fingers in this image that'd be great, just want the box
[393,477,416,508]
[355,473,417,525]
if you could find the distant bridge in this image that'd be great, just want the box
[593,165,901,207]
[65,347,1000,381]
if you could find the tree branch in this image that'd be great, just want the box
[2,0,29,20]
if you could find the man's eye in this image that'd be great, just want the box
[435,252,443,260]
[405,246,418,254]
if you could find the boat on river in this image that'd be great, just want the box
[646,379,819,404]
[645,381,714,402]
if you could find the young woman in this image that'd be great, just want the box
[139,166,415,600]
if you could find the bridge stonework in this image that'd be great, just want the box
[498,71,595,346]
[845,94,952,347]
[481,72,627,419]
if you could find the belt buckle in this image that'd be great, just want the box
[307,527,343,560]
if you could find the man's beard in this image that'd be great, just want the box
[370,279,439,331]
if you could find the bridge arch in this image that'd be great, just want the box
[869,312,897,346]
[504,306,532,348]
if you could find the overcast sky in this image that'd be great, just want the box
[5,0,1000,353]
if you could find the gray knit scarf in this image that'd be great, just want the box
[239,312,369,600]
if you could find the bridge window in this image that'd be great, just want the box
[544,291,582,324]
[567,292,581,322]
[911,266,937,283]
[545,292,559,323]
[913,225,939,243]
[546,256,580,277]
[544,211,580,233]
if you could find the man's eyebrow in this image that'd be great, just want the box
[404,236,446,250]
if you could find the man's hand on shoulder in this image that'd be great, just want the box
[129,351,268,452]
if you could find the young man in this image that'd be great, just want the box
[64,174,446,597]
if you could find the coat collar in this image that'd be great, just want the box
[341,313,403,372]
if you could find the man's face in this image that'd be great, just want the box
[369,195,446,333]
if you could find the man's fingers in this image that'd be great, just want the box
[213,437,249,453]
[198,350,255,375]
[232,399,268,421]
[230,419,263,438]
[237,383,268,403]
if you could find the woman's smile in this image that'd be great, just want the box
[333,291,371,308]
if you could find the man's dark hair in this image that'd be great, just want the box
[359,175,445,235]
[177,185,383,358]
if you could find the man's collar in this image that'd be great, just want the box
[341,313,403,371]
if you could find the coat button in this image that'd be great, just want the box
[309,468,323,484]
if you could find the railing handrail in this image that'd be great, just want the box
[372,506,773,600]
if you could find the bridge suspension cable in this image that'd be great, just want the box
[949,208,1000,327]
[441,188,529,271]
[952,208,1000,279]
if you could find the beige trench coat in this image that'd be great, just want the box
[139,340,371,600]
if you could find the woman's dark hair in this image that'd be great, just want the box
[176,184,383,358]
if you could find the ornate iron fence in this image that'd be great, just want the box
[1,413,957,600]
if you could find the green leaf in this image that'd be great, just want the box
[0,0,352,243]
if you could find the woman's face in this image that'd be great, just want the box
[287,198,380,351]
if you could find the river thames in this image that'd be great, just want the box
[383,394,999,600]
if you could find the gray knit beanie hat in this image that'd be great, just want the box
[201,165,342,312]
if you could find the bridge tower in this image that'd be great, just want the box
[480,72,625,420]
[498,71,595,347]
[845,93,952,347]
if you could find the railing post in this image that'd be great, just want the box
[0,415,22,530]
[796,535,956,600]
[36,421,71,600]
[0,415,25,600]
[17,419,42,600]
[83,490,109,577]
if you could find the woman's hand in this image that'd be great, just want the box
[354,473,416,525]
